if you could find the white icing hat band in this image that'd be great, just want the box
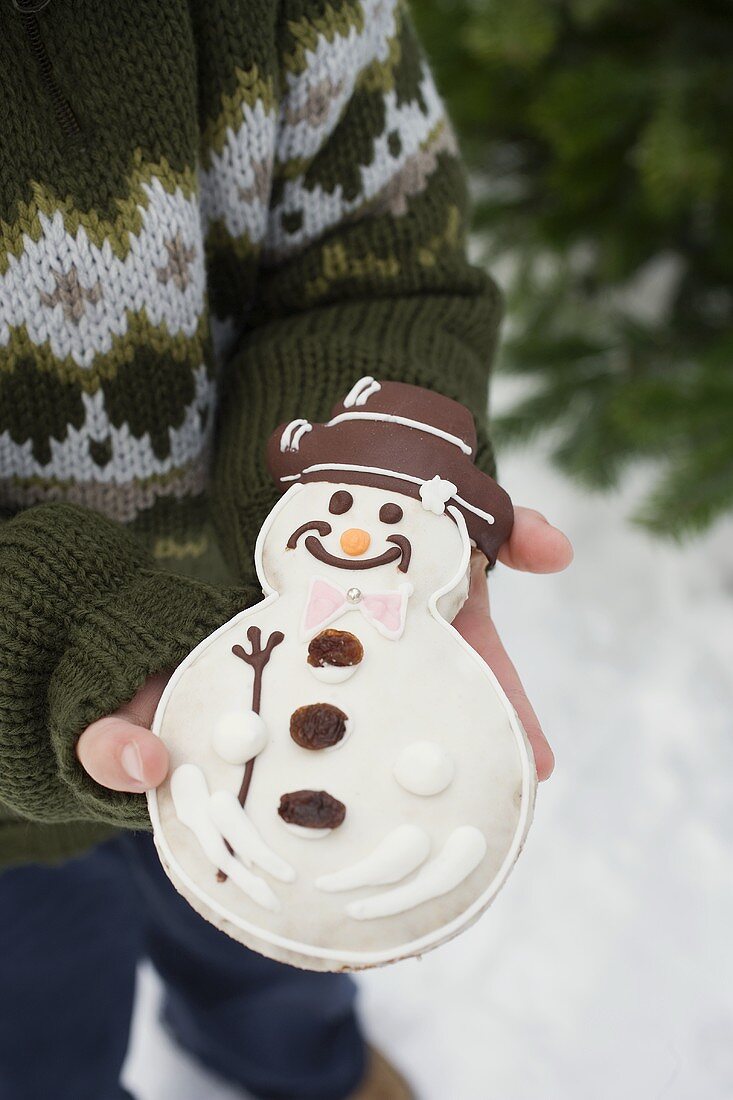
[267,376,514,563]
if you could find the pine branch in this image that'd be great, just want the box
[411,0,733,537]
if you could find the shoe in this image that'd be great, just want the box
[348,1045,414,1099]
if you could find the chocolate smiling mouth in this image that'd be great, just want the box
[287,521,411,574]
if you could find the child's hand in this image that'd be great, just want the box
[76,671,171,793]
[453,507,573,781]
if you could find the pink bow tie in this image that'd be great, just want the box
[303,578,412,641]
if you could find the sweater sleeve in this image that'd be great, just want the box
[0,504,251,830]
[211,0,502,577]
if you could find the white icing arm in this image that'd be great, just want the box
[209,790,296,884]
[316,825,430,893]
[346,826,487,921]
[170,765,279,912]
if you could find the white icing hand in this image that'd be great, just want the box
[346,826,487,921]
[170,765,279,912]
[315,825,430,893]
[209,790,295,883]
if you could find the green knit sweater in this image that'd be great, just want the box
[0,0,502,867]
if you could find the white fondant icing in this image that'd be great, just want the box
[326,411,472,455]
[169,765,279,911]
[211,710,268,765]
[343,376,381,407]
[279,463,496,524]
[452,490,495,525]
[393,740,454,796]
[282,822,332,840]
[419,475,457,515]
[208,790,296,883]
[280,418,312,452]
[308,662,358,684]
[346,826,487,921]
[315,825,430,893]
[436,561,470,623]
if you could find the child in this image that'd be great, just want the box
[0,2,570,1097]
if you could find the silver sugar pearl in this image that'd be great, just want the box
[346,587,362,603]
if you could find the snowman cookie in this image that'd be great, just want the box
[149,378,536,971]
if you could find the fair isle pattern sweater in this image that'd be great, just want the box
[0,0,502,865]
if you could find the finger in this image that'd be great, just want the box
[498,507,573,574]
[455,605,555,781]
[114,669,172,729]
[76,719,169,793]
[486,630,555,781]
[467,550,490,613]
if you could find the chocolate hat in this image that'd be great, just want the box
[266,377,514,564]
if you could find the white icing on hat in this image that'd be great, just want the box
[342,376,381,407]
[419,476,458,515]
[280,462,496,524]
[326,411,473,455]
[280,418,312,452]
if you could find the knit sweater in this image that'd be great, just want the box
[0,0,502,867]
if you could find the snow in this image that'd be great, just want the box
[124,435,733,1100]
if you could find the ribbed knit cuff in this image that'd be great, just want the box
[0,503,253,831]
[52,569,252,829]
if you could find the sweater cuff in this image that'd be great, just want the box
[0,503,253,831]
[52,569,252,829]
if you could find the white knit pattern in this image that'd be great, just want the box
[199,97,277,244]
[265,67,446,260]
[276,0,399,165]
[0,179,205,368]
[0,365,214,485]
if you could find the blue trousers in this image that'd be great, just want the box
[0,832,365,1100]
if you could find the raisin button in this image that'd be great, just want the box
[290,703,348,750]
[278,790,346,829]
[307,629,363,669]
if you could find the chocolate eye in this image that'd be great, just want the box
[329,490,353,515]
[379,502,403,524]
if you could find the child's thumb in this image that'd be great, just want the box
[76,716,169,793]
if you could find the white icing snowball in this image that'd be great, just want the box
[393,740,454,796]
[212,710,267,765]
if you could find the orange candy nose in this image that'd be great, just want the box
[340,528,371,556]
